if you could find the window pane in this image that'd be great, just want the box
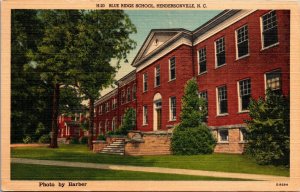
[170,57,176,80]
[216,37,226,66]
[199,48,207,73]
[219,129,228,141]
[266,71,281,91]
[218,86,228,114]
[262,11,278,47]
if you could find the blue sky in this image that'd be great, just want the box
[103,10,222,94]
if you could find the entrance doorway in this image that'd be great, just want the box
[153,93,162,131]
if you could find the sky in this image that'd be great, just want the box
[101,10,222,95]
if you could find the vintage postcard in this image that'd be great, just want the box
[1,0,300,191]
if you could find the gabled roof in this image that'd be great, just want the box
[131,10,242,68]
[132,28,192,67]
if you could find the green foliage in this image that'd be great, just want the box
[180,78,207,127]
[171,78,215,155]
[70,138,80,144]
[38,134,51,144]
[118,108,136,135]
[11,10,52,143]
[22,135,32,144]
[171,125,216,155]
[245,89,290,166]
[97,135,106,141]
[80,136,88,144]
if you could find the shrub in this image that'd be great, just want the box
[22,135,32,144]
[118,108,136,135]
[171,125,216,155]
[171,78,215,155]
[97,135,106,141]
[70,137,79,144]
[38,134,51,144]
[245,89,290,166]
[80,136,88,144]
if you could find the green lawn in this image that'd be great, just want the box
[11,144,289,176]
[11,163,248,180]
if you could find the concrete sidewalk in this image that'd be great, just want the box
[11,158,289,181]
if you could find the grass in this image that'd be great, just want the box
[11,144,289,177]
[11,163,249,180]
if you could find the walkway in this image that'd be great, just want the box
[11,158,288,181]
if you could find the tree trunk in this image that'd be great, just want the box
[88,98,95,150]
[49,83,60,148]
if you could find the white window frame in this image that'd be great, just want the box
[99,105,103,114]
[235,25,249,59]
[121,89,126,104]
[112,117,116,131]
[143,73,148,92]
[239,128,248,142]
[127,87,131,102]
[264,70,282,92]
[198,47,207,74]
[216,85,228,115]
[98,121,102,135]
[155,65,161,87]
[143,105,148,125]
[215,37,226,68]
[132,83,136,100]
[260,10,279,50]
[237,78,251,112]
[169,57,176,81]
[169,97,176,121]
[218,129,229,143]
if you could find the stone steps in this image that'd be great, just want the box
[100,139,125,155]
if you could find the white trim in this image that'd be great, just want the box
[194,10,256,45]
[169,57,176,81]
[218,129,229,143]
[169,96,176,121]
[143,105,148,125]
[136,38,192,72]
[237,78,251,113]
[143,73,148,92]
[260,10,279,50]
[235,24,250,60]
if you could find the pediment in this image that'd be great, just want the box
[133,30,183,65]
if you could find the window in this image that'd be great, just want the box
[218,129,229,142]
[170,97,176,121]
[266,70,282,93]
[199,90,208,111]
[121,89,126,104]
[217,86,228,114]
[261,11,278,48]
[99,105,103,114]
[132,84,136,100]
[238,79,251,111]
[155,66,160,87]
[143,106,148,125]
[236,25,249,58]
[198,47,207,74]
[112,98,117,109]
[240,128,248,142]
[215,37,226,67]
[112,117,116,131]
[127,87,131,102]
[106,101,110,112]
[105,119,109,132]
[143,73,148,92]
[169,57,176,80]
[98,121,102,135]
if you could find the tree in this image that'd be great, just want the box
[171,78,215,155]
[180,78,207,128]
[72,10,137,149]
[118,108,136,135]
[27,10,82,148]
[11,10,53,143]
[245,89,290,166]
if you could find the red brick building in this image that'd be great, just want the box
[94,10,290,153]
[58,114,85,139]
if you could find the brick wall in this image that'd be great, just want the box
[92,141,107,153]
[213,128,245,154]
[125,131,172,156]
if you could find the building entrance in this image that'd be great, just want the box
[153,93,162,131]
